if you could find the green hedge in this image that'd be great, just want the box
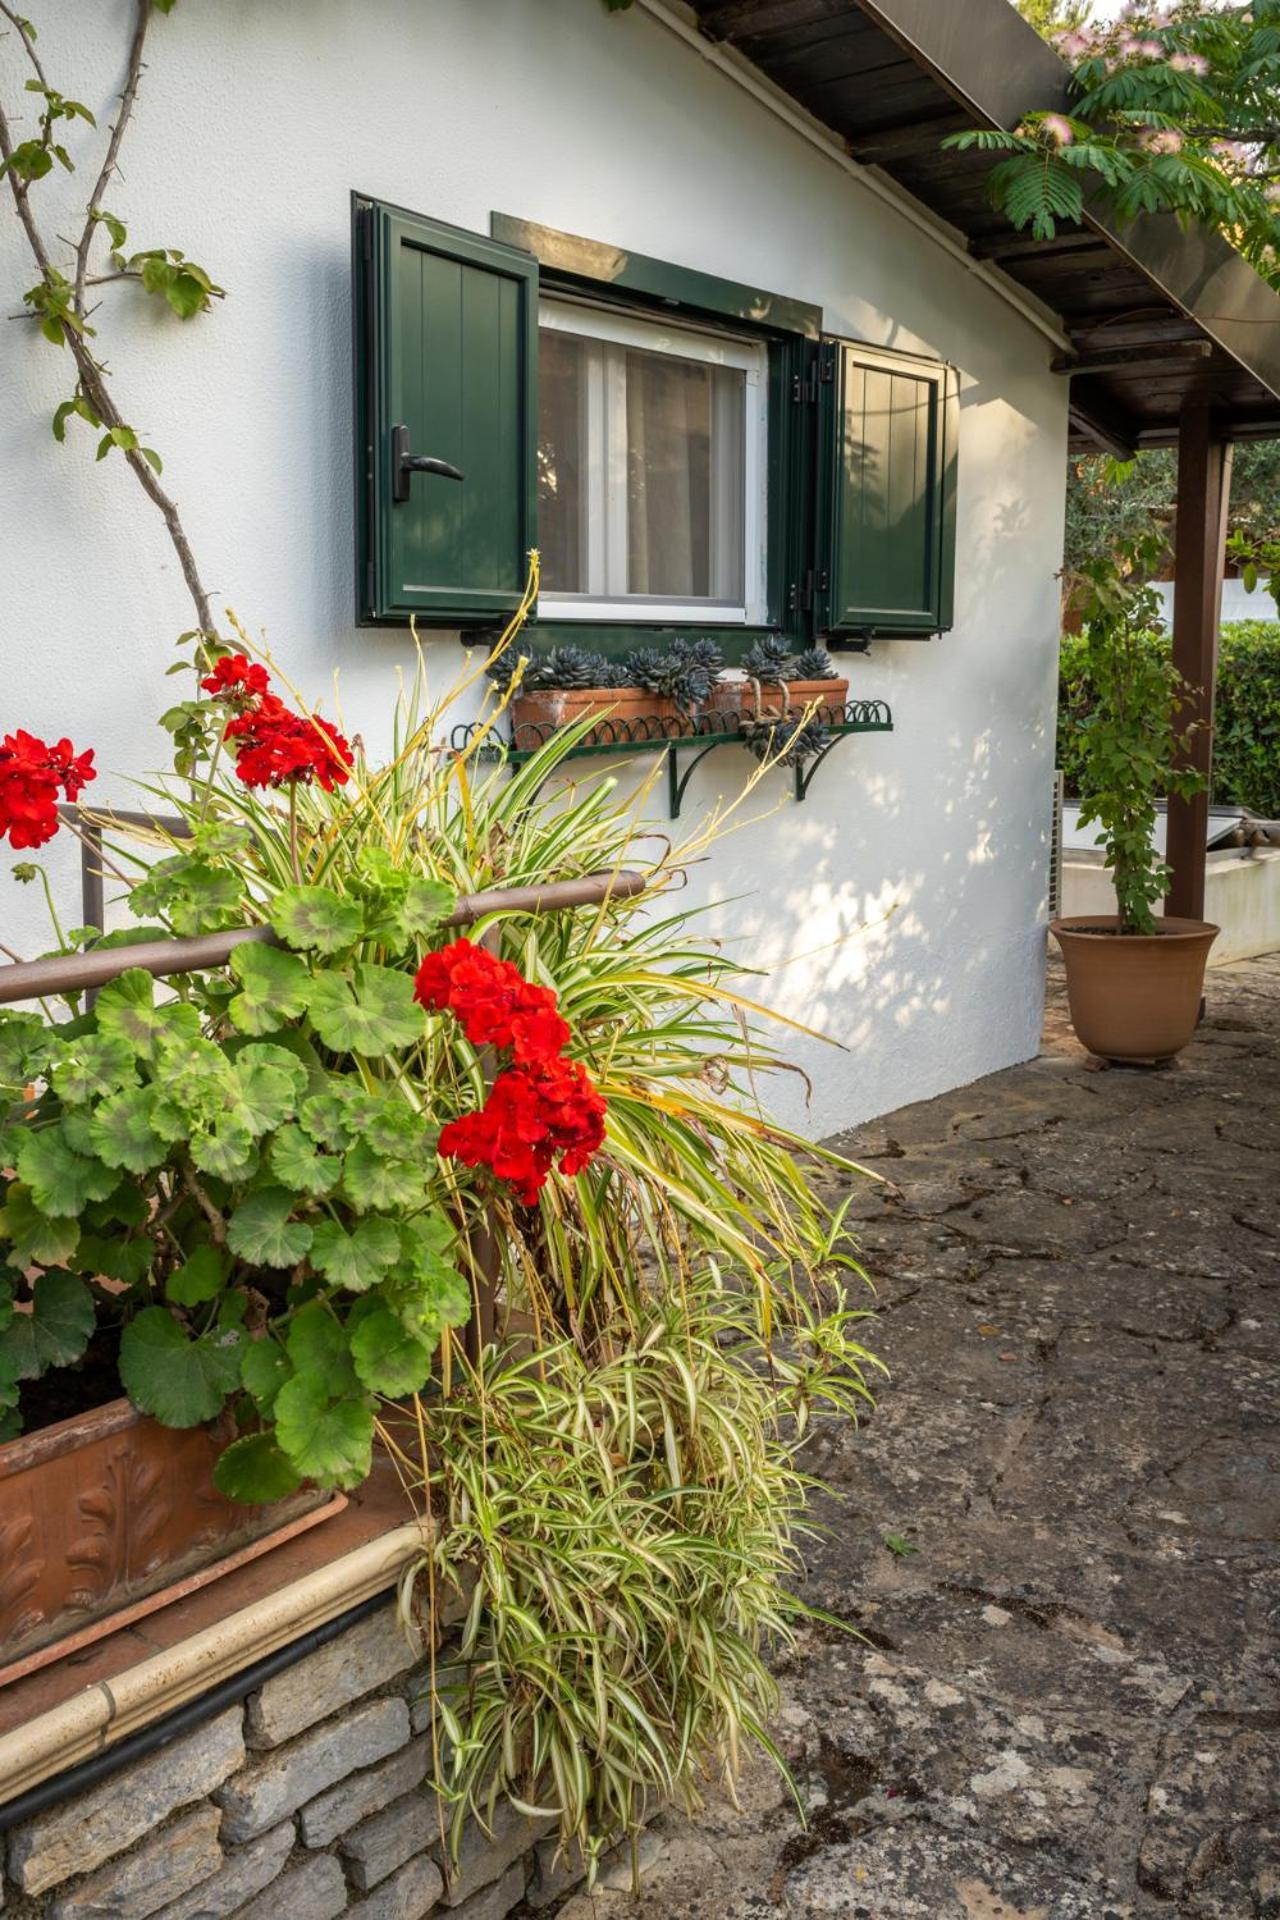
[1058,619,1280,818]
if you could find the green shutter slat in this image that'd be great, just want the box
[356,199,537,626]
[817,340,957,639]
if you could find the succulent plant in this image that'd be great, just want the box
[486,645,624,693]
[789,647,839,681]
[743,714,827,768]
[741,635,792,681]
[623,639,716,713]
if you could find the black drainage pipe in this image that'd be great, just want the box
[0,1589,392,1832]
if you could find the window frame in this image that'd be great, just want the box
[536,295,770,628]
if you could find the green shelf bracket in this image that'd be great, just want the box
[450,701,893,820]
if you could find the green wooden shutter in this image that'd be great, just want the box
[355,198,537,625]
[815,340,958,639]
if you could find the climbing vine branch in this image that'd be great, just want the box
[0,0,222,636]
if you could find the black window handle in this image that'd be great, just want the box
[391,423,465,503]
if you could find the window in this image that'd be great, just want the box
[353,199,958,644]
[536,301,768,625]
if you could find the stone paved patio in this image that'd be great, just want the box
[540,955,1280,1920]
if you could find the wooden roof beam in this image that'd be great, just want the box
[974,230,1107,263]
[847,111,972,161]
[1067,384,1141,461]
[1052,341,1214,378]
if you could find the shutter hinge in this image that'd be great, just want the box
[787,573,816,614]
[818,344,836,384]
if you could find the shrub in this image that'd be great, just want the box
[1058,618,1280,818]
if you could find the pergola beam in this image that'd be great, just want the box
[1166,403,1232,922]
[1067,383,1140,462]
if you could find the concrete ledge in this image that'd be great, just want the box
[1062,847,1280,963]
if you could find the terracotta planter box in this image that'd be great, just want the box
[0,1398,341,1685]
[711,678,849,722]
[510,687,699,750]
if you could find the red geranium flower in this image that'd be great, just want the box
[200,652,352,791]
[413,939,570,1065]
[0,729,95,850]
[223,694,352,792]
[200,652,271,704]
[418,937,605,1200]
[439,1058,606,1205]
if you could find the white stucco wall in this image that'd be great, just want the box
[0,0,1068,1138]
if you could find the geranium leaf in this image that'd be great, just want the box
[271,886,364,955]
[0,1270,94,1380]
[0,1010,55,1095]
[95,969,201,1062]
[367,876,456,951]
[361,1102,429,1159]
[402,1209,457,1259]
[231,1043,308,1136]
[128,856,243,936]
[285,1300,358,1397]
[1,1183,80,1268]
[73,1232,152,1287]
[189,1119,257,1182]
[167,1244,229,1307]
[228,944,311,1037]
[240,1335,292,1416]
[268,1123,342,1197]
[213,1430,302,1504]
[274,1374,374,1488]
[342,1143,425,1214]
[53,1032,137,1104]
[298,1081,377,1151]
[309,1216,400,1293]
[118,1306,243,1427]
[16,1127,117,1217]
[349,1301,434,1397]
[398,877,455,939]
[227,1187,313,1269]
[306,967,422,1058]
[87,1085,169,1174]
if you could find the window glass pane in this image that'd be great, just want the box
[538,330,586,593]
[536,309,754,614]
[624,349,744,604]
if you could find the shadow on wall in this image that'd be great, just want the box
[683,389,1055,1132]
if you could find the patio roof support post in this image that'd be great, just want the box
[1166,402,1232,921]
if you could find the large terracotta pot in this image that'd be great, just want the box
[510,687,696,751]
[711,677,849,722]
[1050,915,1219,1062]
[0,1399,340,1684]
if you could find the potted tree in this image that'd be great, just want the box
[1051,535,1218,1062]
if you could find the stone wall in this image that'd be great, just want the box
[0,1603,591,1920]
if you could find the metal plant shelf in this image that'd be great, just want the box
[451,701,894,819]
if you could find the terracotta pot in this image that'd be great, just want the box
[1050,915,1219,1062]
[711,677,849,721]
[510,686,697,750]
[0,1399,341,1684]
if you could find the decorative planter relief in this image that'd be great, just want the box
[0,1399,340,1687]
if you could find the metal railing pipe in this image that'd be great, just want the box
[0,870,645,1007]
